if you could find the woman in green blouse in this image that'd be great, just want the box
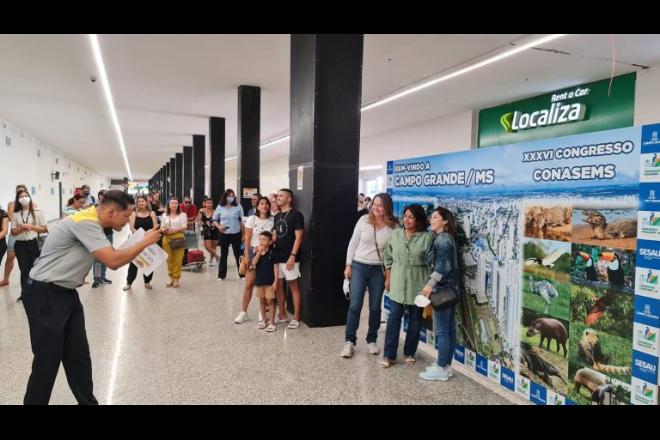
[381,204,433,368]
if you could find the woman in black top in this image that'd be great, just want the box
[123,196,159,291]
[196,198,219,266]
[0,209,8,269]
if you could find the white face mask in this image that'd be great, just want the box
[227,196,235,204]
[19,197,31,207]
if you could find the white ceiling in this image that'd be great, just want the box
[1,34,660,179]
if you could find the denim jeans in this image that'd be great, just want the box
[383,299,423,360]
[93,232,113,282]
[434,305,457,367]
[344,261,385,345]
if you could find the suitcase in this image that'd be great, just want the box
[186,249,205,264]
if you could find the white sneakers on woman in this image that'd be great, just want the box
[234,311,248,324]
[341,342,379,358]
[341,342,355,358]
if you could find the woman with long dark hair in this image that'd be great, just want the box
[11,189,47,296]
[234,196,274,324]
[196,198,220,266]
[212,189,245,280]
[419,206,460,381]
[160,197,187,288]
[341,193,398,358]
[381,204,432,368]
[124,195,159,291]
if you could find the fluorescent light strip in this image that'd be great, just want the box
[222,135,290,161]
[89,34,134,181]
[361,34,566,112]
[360,165,383,171]
[218,35,567,163]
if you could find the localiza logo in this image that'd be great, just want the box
[499,102,586,132]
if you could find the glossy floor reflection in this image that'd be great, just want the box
[0,238,516,405]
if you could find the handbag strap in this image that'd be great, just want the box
[373,224,386,275]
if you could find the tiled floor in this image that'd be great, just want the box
[0,235,516,405]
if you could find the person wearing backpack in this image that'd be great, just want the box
[419,206,460,382]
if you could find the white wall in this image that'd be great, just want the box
[223,155,289,199]
[635,66,660,125]
[0,115,110,221]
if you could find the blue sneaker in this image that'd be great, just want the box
[419,365,450,381]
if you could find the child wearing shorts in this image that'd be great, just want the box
[252,231,279,332]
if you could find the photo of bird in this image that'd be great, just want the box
[585,290,618,326]
[527,275,559,314]
[524,247,568,268]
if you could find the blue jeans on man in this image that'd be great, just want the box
[383,299,423,360]
[344,261,385,345]
[93,232,113,285]
[433,305,457,367]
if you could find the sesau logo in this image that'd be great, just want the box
[640,247,660,258]
[501,102,587,132]
[634,359,657,372]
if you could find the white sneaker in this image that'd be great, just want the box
[122,285,131,291]
[341,342,355,358]
[274,316,288,325]
[266,323,277,332]
[367,343,380,355]
[208,260,215,267]
[234,311,247,324]
[287,320,300,329]
[256,320,266,329]
[425,364,453,377]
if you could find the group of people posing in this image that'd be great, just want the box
[342,193,461,382]
[147,188,306,331]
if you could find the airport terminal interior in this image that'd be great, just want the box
[1,34,660,405]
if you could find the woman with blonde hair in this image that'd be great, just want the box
[341,193,399,358]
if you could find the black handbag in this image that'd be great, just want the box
[429,286,458,311]
[428,234,459,311]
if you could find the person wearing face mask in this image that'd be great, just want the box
[1,185,35,288]
[11,190,48,300]
[22,190,161,404]
[80,185,96,209]
[212,189,245,281]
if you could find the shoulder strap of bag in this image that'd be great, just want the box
[373,223,386,275]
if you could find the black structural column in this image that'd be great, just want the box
[289,34,363,327]
[237,86,260,214]
[169,158,176,199]
[209,118,225,202]
[175,152,183,200]
[165,162,171,198]
[193,134,205,207]
[183,146,193,199]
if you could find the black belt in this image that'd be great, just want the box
[27,278,74,293]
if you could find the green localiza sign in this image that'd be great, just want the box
[477,72,636,147]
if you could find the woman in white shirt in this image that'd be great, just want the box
[340,193,398,358]
[11,189,47,293]
[159,197,188,288]
[234,196,274,324]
